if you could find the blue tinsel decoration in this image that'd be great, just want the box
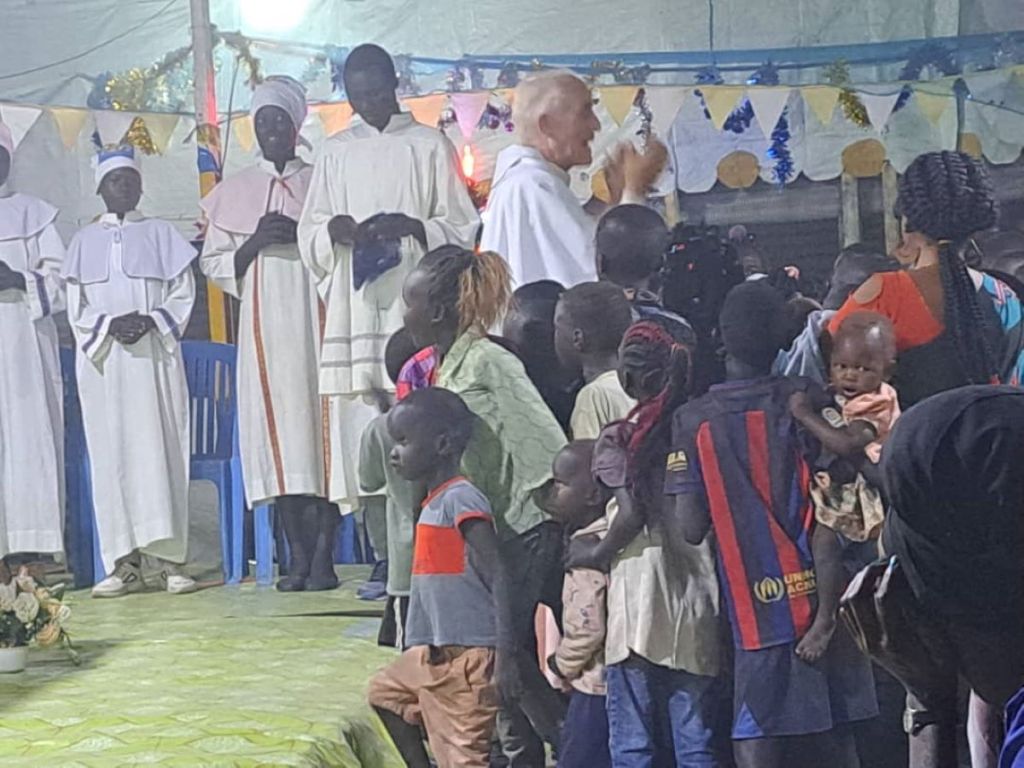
[326,46,350,95]
[892,43,960,114]
[695,66,723,85]
[87,75,114,110]
[765,108,793,187]
[697,61,779,134]
[747,62,780,87]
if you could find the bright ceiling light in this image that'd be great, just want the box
[239,0,310,33]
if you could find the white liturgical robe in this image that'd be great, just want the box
[481,144,599,289]
[0,189,66,559]
[65,213,196,574]
[200,158,326,505]
[298,112,478,505]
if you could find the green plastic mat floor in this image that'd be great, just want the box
[0,566,405,767]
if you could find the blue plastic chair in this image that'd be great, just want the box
[59,347,105,588]
[253,506,367,586]
[181,341,244,584]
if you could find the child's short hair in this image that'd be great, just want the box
[834,310,897,360]
[397,387,475,456]
[719,281,786,370]
[597,205,669,283]
[559,281,634,354]
[385,328,421,385]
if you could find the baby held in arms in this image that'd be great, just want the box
[789,311,900,662]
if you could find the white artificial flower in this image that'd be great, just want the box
[0,582,16,612]
[13,592,39,624]
[14,568,37,593]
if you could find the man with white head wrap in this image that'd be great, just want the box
[65,147,197,598]
[298,44,478,513]
[201,75,341,592]
[481,70,669,288]
[0,122,67,570]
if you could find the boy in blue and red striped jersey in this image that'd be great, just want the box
[664,282,877,768]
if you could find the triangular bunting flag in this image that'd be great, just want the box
[747,87,792,135]
[405,94,447,129]
[50,108,90,149]
[802,86,841,125]
[93,110,137,147]
[317,102,354,136]
[599,86,640,126]
[142,113,180,153]
[644,86,689,138]
[232,115,255,153]
[913,89,953,125]
[451,92,490,139]
[860,92,901,131]
[702,86,745,131]
[0,104,43,149]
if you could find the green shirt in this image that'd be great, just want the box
[437,332,567,540]
[358,414,419,596]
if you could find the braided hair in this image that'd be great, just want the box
[417,246,512,336]
[897,151,1000,383]
[620,319,691,521]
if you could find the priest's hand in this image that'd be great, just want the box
[358,213,427,247]
[608,139,669,203]
[0,260,26,292]
[110,313,156,345]
[327,214,358,246]
[237,214,298,277]
[255,213,299,246]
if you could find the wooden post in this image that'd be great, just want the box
[664,189,681,228]
[882,162,900,255]
[839,172,861,248]
[190,0,229,342]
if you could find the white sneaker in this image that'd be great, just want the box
[91,561,145,598]
[158,566,198,595]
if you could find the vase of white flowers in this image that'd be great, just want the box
[0,567,78,672]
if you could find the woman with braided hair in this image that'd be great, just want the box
[401,245,569,765]
[831,150,1024,408]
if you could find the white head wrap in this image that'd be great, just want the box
[94,147,140,190]
[251,75,310,148]
[0,123,13,157]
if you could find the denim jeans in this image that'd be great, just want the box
[605,654,720,768]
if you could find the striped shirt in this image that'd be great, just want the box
[665,376,817,651]
[405,477,497,648]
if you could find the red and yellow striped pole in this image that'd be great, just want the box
[190,0,231,342]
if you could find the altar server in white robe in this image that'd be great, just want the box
[0,123,66,566]
[201,76,340,592]
[65,148,197,598]
[481,70,668,288]
[298,44,478,507]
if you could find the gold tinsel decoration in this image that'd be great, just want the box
[123,117,158,155]
[105,44,193,112]
[824,61,870,129]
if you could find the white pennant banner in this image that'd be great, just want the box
[860,92,901,131]
[644,86,690,138]
[747,87,792,136]
[93,110,137,147]
[450,92,490,139]
[0,104,43,149]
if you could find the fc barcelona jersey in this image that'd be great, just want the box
[665,376,818,651]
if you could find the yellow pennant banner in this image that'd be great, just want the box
[802,85,841,126]
[599,86,639,126]
[702,86,745,131]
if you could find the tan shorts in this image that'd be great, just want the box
[368,645,499,768]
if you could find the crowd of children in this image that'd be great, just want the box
[360,148,1024,768]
